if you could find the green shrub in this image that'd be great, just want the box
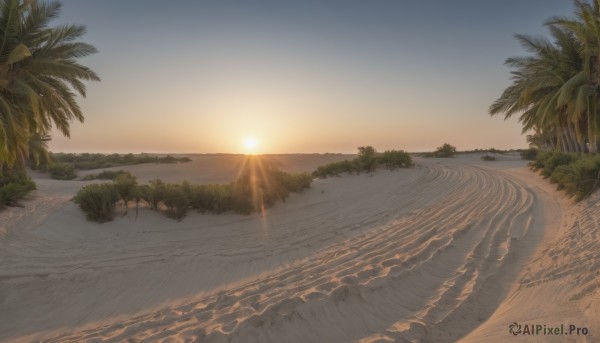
[73,161,113,170]
[530,151,600,201]
[146,179,166,211]
[0,177,36,209]
[312,147,413,178]
[207,184,234,213]
[114,173,137,212]
[74,160,313,222]
[133,184,149,218]
[50,153,191,170]
[549,155,600,200]
[255,169,312,207]
[433,143,457,157]
[357,146,378,172]
[73,183,119,222]
[288,172,313,191]
[550,164,576,191]
[162,183,189,220]
[49,163,77,180]
[187,184,226,213]
[378,150,413,169]
[231,176,255,214]
[520,148,539,160]
[481,154,496,161]
[98,170,132,180]
[82,170,133,181]
[540,152,579,178]
[313,160,357,178]
[529,150,552,170]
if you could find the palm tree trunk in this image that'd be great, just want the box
[591,97,598,153]
[589,54,600,153]
[578,119,589,152]
[559,129,568,152]
[569,126,578,152]
[564,127,575,152]
[566,121,576,152]
[568,120,582,153]
[548,137,556,151]
[560,128,567,152]
[587,98,598,153]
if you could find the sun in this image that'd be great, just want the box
[243,137,258,152]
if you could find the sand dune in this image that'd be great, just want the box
[1,153,596,342]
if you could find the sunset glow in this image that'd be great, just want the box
[243,137,258,152]
[44,1,572,154]
[4,1,598,342]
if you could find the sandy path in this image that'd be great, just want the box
[0,154,568,342]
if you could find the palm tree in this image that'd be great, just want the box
[27,131,51,169]
[490,25,586,153]
[527,129,557,150]
[548,0,600,153]
[0,0,99,176]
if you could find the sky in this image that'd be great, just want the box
[49,0,575,154]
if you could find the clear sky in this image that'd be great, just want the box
[49,0,574,154]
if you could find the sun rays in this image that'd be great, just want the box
[243,137,259,154]
[237,155,273,236]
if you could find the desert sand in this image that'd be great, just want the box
[1,153,598,342]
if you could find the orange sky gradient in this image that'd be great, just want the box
[48,1,573,154]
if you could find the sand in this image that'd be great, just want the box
[0,153,597,342]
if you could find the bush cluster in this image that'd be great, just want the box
[312,147,413,178]
[530,151,579,178]
[72,183,119,222]
[0,176,36,209]
[458,148,509,155]
[481,154,497,161]
[433,143,457,157]
[82,170,132,181]
[73,164,313,222]
[520,148,539,160]
[530,151,600,200]
[50,153,191,171]
[48,163,77,180]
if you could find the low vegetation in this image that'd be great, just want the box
[312,146,413,178]
[530,151,600,201]
[48,163,77,180]
[481,154,497,161]
[421,143,457,158]
[72,183,119,222]
[45,153,191,180]
[520,148,539,160]
[433,143,457,157]
[530,151,579,178]
[0,176,36,209]
[50,153,191,171]
[459,148,507,155]
[82,170,133,181]
[73,160,313,222]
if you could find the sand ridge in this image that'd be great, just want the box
[0,153,588,342]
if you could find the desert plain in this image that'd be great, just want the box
[1,153,599,342]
